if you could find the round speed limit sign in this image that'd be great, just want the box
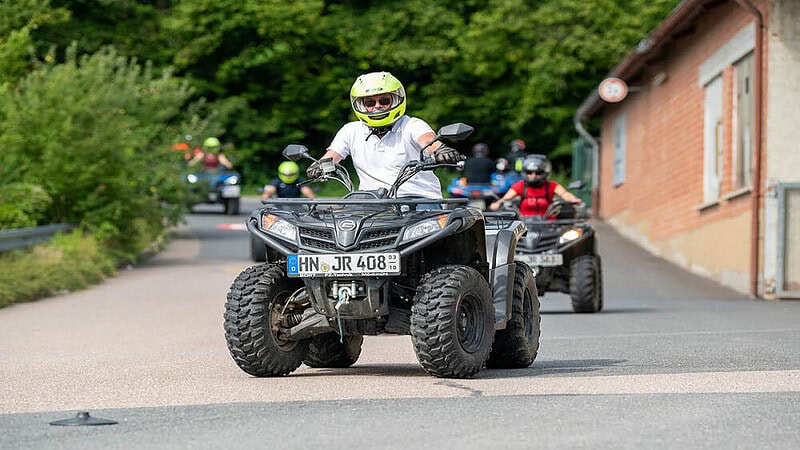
[598,77,628,103]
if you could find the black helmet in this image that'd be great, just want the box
[472,142,489,156]
[522,154,551,187]
[508,139,526,153]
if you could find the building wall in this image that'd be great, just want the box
[763,0,800,297]
[597,0,769,295]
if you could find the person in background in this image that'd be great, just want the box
[463,142,496,184]
[261,161,315,199]
[306,71,464,205]
[189,137,233,170]
[488,154,582,216]
[505,138,527,173]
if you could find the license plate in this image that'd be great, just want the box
[287,252,401,277]
[516,253,563,267]
[221,185,240,198]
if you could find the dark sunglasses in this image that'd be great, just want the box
[363,96,393,108]
[525,170,546,176]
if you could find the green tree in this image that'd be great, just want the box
[0,45,204,259]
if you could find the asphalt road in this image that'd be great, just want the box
[1,197,799,449]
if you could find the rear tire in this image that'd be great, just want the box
[303,334,363,368]
[487,262,541,368]
[224,264,309,376]
[410,265,495,378]
[250,236,267,262]
[570,255,602,313]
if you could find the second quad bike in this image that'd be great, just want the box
[185,169,242,215]
[225,123,541,379]
[511,195,603,313]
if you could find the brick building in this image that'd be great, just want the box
[575,0,800,299]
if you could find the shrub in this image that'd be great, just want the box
[0,183,52,229]
[0,44,199,259]
[0,230,115,308]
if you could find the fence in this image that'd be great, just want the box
[0,224,74,252]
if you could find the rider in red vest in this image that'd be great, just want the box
[488,154,582,217]
[188,137,233,170]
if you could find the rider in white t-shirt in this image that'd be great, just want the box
[307,71,464,200]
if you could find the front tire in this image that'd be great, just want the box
[224,264,309,376]
[570,255,602,313]
[410,265,495,378]
[487,262,541,368]
[224,197,240,215]
[303,334,363,368]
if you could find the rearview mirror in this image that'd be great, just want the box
[282,144,310,161]
[567,180,586,190]
[436,123,474,141]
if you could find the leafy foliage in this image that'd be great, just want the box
[0,230,115,308]
[0,183,52,229]
[0,45,208,259]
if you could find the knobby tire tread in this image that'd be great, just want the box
[410,265,494,379]
[487,262,541,368]
[224,264,308,376]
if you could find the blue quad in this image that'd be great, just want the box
[185,169,242,215]
[446,171,522,210]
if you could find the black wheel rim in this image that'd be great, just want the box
[456,293,486,353]
[269,290,297,351]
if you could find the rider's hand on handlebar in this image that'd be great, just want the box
[433,145,465,164]
[306,160,323,179]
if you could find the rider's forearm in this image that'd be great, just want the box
[322,150,344,164]
[417,132,440,154]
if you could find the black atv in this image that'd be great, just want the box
[225,124,541,379]
[510,192,603,313]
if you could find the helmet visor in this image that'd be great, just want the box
[352,91,404,114]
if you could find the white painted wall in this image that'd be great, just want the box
[763,0,800,298]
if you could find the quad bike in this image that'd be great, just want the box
[446,178,496,210]
[505,190,603,313]
[185,169,242,215]
[224,123,541,379]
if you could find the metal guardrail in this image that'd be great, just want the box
[0,224,74,252]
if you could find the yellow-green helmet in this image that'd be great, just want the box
[203,137,221,152]
[278,161,299,184]
[350,71,406,129]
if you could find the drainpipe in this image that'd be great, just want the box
[734,0,764,298]
[574,94,602,218]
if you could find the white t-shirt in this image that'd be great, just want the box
[327,116,442,199]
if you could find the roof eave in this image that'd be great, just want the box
[576,0,714,121]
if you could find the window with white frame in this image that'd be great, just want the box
[733,52,754,190]
[703,76,723,203]
[613,112,627,186]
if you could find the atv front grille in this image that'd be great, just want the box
[298,225,402,251]
[358,227,401,250]
[531,234,559,253]
[300,227,336,250]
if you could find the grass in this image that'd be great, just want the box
[0,230,116,308]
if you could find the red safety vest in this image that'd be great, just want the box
[202,153,220,170]
[511,180,556,217]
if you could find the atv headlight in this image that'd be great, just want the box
[187,174,199,183]
[402,215,449,241]
[558,228,583,244]
[224,175,239,185]
[262,214,297,241]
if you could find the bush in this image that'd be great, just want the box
[0,44,203,260]
[0,183,52,229]
[0,230,115,308]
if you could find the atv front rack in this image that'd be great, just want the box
[261,198,469,206]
